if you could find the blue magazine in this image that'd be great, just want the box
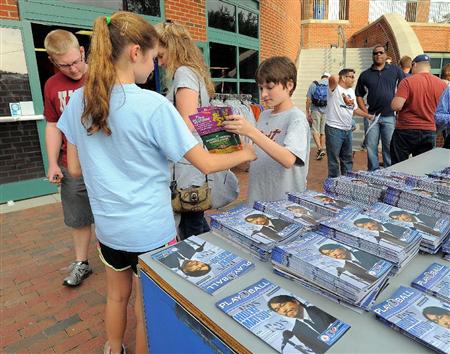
[411,263,450,304]
[152,235,254,295]
[210,205,302,245]
[216,278,350,354]
[372,286,450,354]
[253,200,326,227]
[287,190,352,217]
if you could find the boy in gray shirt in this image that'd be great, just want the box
[224,56,310,204]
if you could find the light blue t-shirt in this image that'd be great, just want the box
[57,84,198,252]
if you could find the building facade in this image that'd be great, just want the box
[0,0,448,202]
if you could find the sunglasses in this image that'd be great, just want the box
[345,75,355,78]
[373,51,385,55]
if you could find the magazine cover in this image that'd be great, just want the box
[210,205,302,245]
[411,263,450,304]
[272,232,393,293]
[253,200,325,227]
[189,106,242,153]
[287,190,351,217]
[216,278,350,354]
[319,208,420,254]
[372,286,450,354]
[152,236,254,295]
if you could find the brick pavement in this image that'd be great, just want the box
[1,148,368,353]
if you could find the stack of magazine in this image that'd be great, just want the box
[152,235,254,295]
[216,278,351,354]
[349,170,406,189]
[372,281,450,353]
[404,174,450,196]
[411,263,450,304]
[383,184,450,218]
[427,167,450,181]
[318,208,422,272]
[443,237,450,260]
[189,106,242,154]
[323,176,386,208]
[271,231,394,311]
[367,202,450,254]
[253,199,327,228]
[287,190,352,217]
[210,205,303,261]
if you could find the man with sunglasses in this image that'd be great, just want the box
[43,30,94,287]
[355,45,405,171]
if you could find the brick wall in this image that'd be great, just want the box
[411,24,450,52]
[0,72,32,116]
[0,0,19,20]
[349,18,400,63]
[260,0,301,62]
[164,0,207,41]
[0,121,46,184]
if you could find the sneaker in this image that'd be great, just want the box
[103,341,126,354]
[63,261,92,287]
[319,150,326,158]
[316,149,325,160]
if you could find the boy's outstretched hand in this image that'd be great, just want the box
[223,114,256,138]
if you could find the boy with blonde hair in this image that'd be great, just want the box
[224,56,310,204]
[44,29,94,287]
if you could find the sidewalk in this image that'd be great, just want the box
[1,149,368,353]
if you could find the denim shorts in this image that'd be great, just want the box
[98,239,176,275]
[60,166,94,228]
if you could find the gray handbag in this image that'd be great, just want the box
[208,170,240,209]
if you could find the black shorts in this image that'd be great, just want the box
[98,240,175,275]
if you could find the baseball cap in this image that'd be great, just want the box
[412,54,430,63]
[322,72,331,78]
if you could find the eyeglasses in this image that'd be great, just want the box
[53,55,84,70]
[372,51,385,56]
[345,75,355,78]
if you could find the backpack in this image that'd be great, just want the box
[311,81,327,107]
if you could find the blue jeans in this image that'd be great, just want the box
[364,115,395,171]
[325,125,353,178]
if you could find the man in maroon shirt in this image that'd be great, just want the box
[390,54,447,164]
[44,30,94,287]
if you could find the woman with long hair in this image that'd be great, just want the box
[156,21,216,240]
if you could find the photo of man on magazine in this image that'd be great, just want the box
[318,244,378,284]
[245,214,292,241]
[353,217,408,247]
[268,295,338,354]
[286,205,319,225]
[422,306,450,329]
[388,210,440,236]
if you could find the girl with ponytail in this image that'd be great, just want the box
[57,11,255,354]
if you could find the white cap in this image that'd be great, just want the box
[322,72,331,78]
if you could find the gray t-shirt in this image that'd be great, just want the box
[306,78,328,113]
[167,66,210,188]
[248,107,310,205]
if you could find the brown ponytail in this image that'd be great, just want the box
[82,11,159,135]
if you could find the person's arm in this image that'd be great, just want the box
[223,116,297,168]
[328,75,339,91]
[354,108,373,119]
[184,143,256,175]
[66,142,82,178]
[391,96,406,112]
[356,96,369,115]
[305,97,313,124]
[45,122,63,184]
[175,87,198,131]
[435,88,450,129]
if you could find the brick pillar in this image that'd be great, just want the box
[164,0,207,41]
[0,0,19,20]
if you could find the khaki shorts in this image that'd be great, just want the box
[311,110,326,134]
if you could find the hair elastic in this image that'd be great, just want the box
[105,16,111,25]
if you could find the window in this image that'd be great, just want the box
[124,0,161,17]
[207,0,259,98]
[427,52,450,78]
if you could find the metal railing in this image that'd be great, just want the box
[301,0,348,21]
[368,0,450,23]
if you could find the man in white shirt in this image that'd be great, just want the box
[325,69,372,177]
